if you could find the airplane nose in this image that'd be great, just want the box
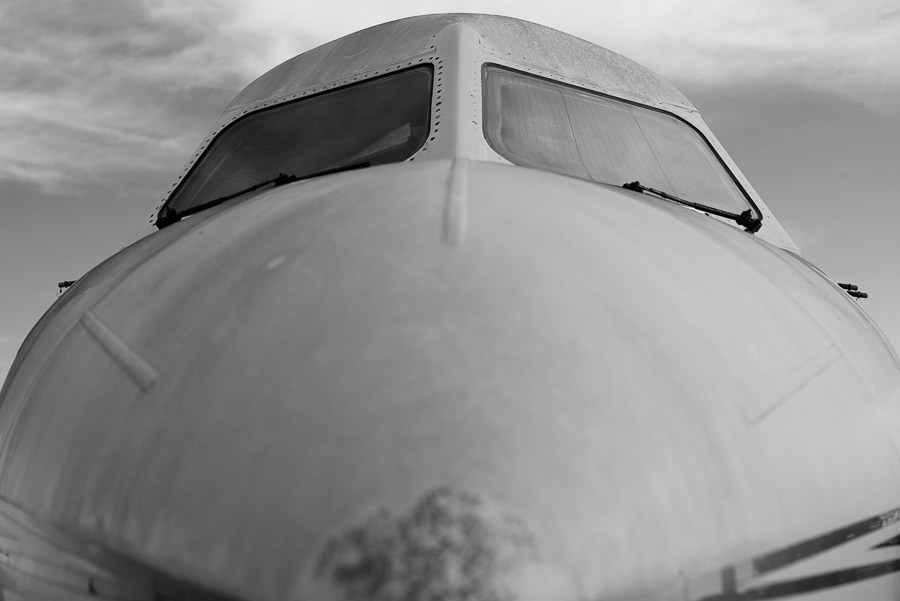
[8,159,898,601]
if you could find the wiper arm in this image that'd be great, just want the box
[622,181,762,233]
[156,161,371,228]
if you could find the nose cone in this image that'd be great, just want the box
[15,160,898,600]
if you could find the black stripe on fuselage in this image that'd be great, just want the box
[695,506,900,600]
[752,507,900,574]
[874,533,900,549]
[700,559,900,600]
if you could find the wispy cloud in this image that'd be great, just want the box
[560,0,900,114]
[0,0,263,193]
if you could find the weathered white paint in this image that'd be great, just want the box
[2,14,898,601]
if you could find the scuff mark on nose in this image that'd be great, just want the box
[304,486,576,601]
[264,254,289,271]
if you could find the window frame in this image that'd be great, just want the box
[156,64,435,228]
[481,63,761,223]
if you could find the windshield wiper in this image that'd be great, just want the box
[621,181,762,233]
[156,161,371,228]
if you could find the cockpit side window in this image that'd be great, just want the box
[162,66,433,219]
[482,65,756,218]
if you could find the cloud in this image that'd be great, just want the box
[0,0,265,194]
[562,0,900,114]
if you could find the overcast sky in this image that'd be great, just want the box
[1,0,899,382]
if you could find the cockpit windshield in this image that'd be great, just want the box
[160,66,433,222]
[482,65,757,219]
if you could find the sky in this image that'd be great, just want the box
[1,0,899,383]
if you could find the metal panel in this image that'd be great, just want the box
[8,160,899,600]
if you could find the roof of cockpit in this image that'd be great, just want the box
[225,14,694,113]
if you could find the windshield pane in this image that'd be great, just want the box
[164,66,433,215]
[483,65,754,217]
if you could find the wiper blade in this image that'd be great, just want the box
[621,181,762,233]
[156,161,371,228]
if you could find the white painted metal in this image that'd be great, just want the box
[3,14,899,601]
